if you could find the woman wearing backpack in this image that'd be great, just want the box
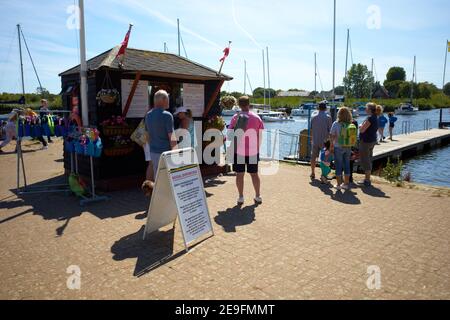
[330,107,356,191]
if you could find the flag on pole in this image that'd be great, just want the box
[116,24,133,67]
[217,41,232,75]
[220,44,231,62]
[448,40,450,52]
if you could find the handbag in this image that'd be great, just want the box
[130,120,149,147]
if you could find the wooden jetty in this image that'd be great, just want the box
[283,128,450,166]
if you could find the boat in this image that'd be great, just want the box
[291,102,317,116]
[395,103,418,115]
[396,57,419,116]
[222,105,241,116]
[354,102,368,116]
[262,112,295,122]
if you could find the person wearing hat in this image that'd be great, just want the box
[310,101,332,180]
[174,106,194,148]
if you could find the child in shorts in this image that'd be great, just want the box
[319,140,333,184]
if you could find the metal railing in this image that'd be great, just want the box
[401,121,412,135]
[423,119,432,131]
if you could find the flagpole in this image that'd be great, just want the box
[217,41,231,75]
[443,40,448,89]
[177,18,181,56]
[79,0,89,126]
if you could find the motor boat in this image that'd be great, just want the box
[395,103,418,115]
[291,102,317,116]
[262,112,295,122]
[221,105,241,116]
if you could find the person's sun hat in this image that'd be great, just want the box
[174,106,188,115]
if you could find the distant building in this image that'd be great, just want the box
[277,90,310,97]
[372,86,390,99]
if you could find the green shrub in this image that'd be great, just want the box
[382,158,404,183]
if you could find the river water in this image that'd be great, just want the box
[224,108,450,188]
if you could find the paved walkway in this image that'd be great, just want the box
[0,139,449,299]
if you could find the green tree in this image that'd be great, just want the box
[252,87,277,99]
[384,80,405,98]
[443,82,450,96]
[385,67,407,83]
[343,63,375,99]
[334,86,345,96]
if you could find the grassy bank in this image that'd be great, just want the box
[252,93,450,112]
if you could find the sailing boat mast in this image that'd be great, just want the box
[314,52,317,98]
[262,49,266,106]
[344,29,349,97]
[244,60,247,95]
[410,56,416,103]
[79,0,89,126]
[17,24,25,97]
[370,58,374,99]
[266,46,271,107]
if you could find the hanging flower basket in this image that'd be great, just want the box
[97,89,120,105]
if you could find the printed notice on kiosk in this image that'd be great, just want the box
[169,165,212,244]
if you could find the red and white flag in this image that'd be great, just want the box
[219,44,231,63]
[116,24,133,66]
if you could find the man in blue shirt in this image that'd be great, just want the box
[145,90,177,177]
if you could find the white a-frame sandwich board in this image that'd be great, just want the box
[143,148,214,252]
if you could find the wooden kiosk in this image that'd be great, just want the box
[59,47,233,190]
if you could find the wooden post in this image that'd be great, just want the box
[203,80,224,118]
[122,71,142,118]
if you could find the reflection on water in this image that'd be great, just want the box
[402,146,450,188]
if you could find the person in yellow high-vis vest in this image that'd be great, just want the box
[40,99,53,143]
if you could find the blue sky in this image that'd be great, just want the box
[0,0,449,94]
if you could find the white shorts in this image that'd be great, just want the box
[143,143,151,162]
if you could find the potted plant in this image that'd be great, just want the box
[97,89,120,105]
[100,116,134,136]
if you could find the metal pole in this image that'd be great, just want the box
[164,42,167,53]
[410,56,416,102]
[314,53,317,98]
[20,27,43,92]
[370,58,374,99]
[90,156,95,197]
[266,46,271,107]
[17,24,25,97]
[177,18,181,56]
[79,0,89,126]
[443,40,448,89]
[332,0,336,100]
[262,49,266,106]
[244,60,247,94]
[344,29,349,97]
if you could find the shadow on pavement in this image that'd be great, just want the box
[360,185,390,198]
[9,175,149,236]
[214,204,257,233]
[310,180,362,205]
[111,226,179,277]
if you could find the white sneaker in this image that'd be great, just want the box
[41,146,48,150]
[237,196,244,206]
[341,184,350,191]
[254,196,263,205]
[334,184,342,191]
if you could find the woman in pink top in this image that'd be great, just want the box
[228,96,264,206]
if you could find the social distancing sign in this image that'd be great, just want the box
[143,148,214,252]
